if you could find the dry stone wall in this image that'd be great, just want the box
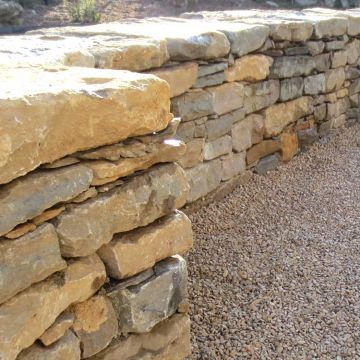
[1,7,360,360]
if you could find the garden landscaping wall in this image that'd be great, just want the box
[1,7,360,360]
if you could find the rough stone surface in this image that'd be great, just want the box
[270,56,316,79]
[88,314,190,360]
[325,67,346,92]
[206,116,233,141]
[263,97,313,137]
[194,72,225,88]
[108,256,187,334]
[0,165,93,236]
[0,224,67,305]
[304,73,326,95]
[72,296,118,358]
[221,152,246,181]
[198,62,228,77]
[185,160,222,203]
[246,140,281,165]
[280,77,304,102]
[254,153,281,174]
[55,163,188,257]
[148,62,198,97]
[0,254,106,360]
[98,211,193,279]
[178,138,205,169]
[232,114,264,152]
[0,0,22,25]
[0,67,171,185]
[224,55,273,82]
[17,330,81,360]
[280,132,299,162]
[39,312,75,347]
[204,135,232,160]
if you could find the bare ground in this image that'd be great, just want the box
[186,124,360,359]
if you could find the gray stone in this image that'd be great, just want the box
[0,223,66,305]
[177,138,204,168]
[347,108,360,120]
[177,121,195,142]
[346,67,360,80]
[346,39,360,65]
[193,72,225,88]
[306,41,325,56]
[314,104,327,122]
[325,39,347,51]
[254,154,280,175]
[295,0,317,5]
[55,163,189,257]
[326,97,350,120]
[270,56,316,79]
[204,135,232,160]
[185,159,222,202]
[108,256,187,334]
[0,0,22,25]
[171,89,213,121]
[221,152,246,181]
[297,128,319,149]
[244,80,280,114]
[280,77,304,102]
[284,46,309,56]
[304,74,326,95]
[17,330,80,360]
[331,50,348,68]
[198,62,228,77]
[314,53,331,72]
[325,68,346,92]
[0,165,93,236]
[206,116,233,140]
[349,78,360,95]
[349,94,360,107]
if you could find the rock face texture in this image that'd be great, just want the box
[1,7,359,360]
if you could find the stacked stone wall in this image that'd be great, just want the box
[1,7,360,360]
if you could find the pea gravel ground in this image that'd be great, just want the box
[186,124,360,360]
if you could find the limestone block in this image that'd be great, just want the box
[148,62,198,97]
[280,133,299,162]
[55,163,189,257]
[185,159,222,202]
[325,68,346,93]
[224,55,273,82]
[263,97,313,137]
[0,165,93,236]
[270,56,316,79]
[72,296,118,358]
[198,62,228,77]
[244,80,280,114]
[39,312,75,347]
[246,140,281,165]
[171,89,213,121]
[0,254,106,360]
[204,135,232,160]
[98,211,193,279]
[108,256,187,334]
[206,116,233,141]
[194,72,225,88]
[83,139,186,186]
[17,330,81,360]
[326,97,350,120]
[0,67,171,185]
[221,152,246,181]
[232,114,264,152]
[88,314,190,360]
[304,73,326,95]
[280,77,304,102]
[206,82,244,115]
[0,224,66,305]
[177,138,205,168]
[331,50,348,68]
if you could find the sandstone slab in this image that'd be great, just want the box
[0,254,106,360]
[148,62,198,97]
[55,163,189,257]
[18,330,81,360]
[225,55,273,82]
[72,296,118,358]
[232,114,264,152]
[263,97,313,137]
[0,67,172,185]
[246,140,281,165]
[0,224,66,305]
[0,165,92,236]
[178,138,205,169]
[108,256,187,334]
[280,133,299,162]
[98,211,193,279]
[325,68,346,92]
[39,312,75,347]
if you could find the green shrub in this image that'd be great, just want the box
[65,0,100,23]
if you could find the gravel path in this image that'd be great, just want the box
[187,124,360,360]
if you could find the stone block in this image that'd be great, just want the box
[254,154,280,175]
[325,68,346,92]
[246,140,281,165]
[204,135,232,160]
[98,211,193,279]
[346,39,360,65]
[326,97,350,120]
[297,128,319,148]
[206,116,233,141]
[270,56,316,79]
[177,138,205,168]
[55,163,189,257]
[221,152,246,181]
[304,74,326,95]
[194,72,225,88]
[280,77,304,102]
[314,53,331,72]
[314,104,327,122]
[280,133,299,162]
[198,62,228,77]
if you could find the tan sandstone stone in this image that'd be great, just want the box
[221,152,246,181]
[98,211,193,279]
[177,138,205,169]
[148,62,198,97]
[246,140,281,165]
[39,312,75,347]
[55,163,189,257]
[0,254,106,360]
[263,97,313,138]
[32,207,66,226]
[4,222,37,239]
[0,223,67,305]
[225,55,273,82]
[18,330,81,360]
[72,296,118,358]
[280,132,299,162]
[0,66,171,185]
